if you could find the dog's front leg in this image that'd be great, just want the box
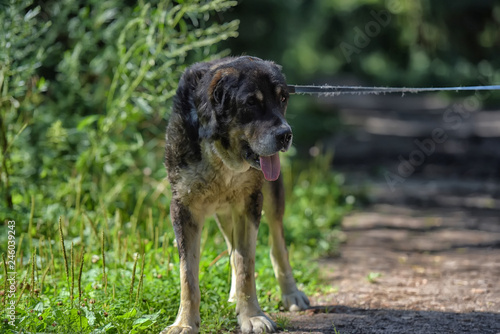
[264,176,310,312]
[233,192,277,334]
[162,199,203,334]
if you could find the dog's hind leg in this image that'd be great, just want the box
[214,212,238,303]
[263,175,310,312]
[162,199,204,334]
[233,191,277,334]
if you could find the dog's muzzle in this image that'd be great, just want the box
[243,125,293,182]
[276,127,293,152]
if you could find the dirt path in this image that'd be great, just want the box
[279,95,500,334]
[280,182,500,334]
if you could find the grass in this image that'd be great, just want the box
[366,272,382,284]
[0,153,354,333]
[332,323,344,334]
[273,314,292,331]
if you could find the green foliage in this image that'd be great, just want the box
[222,0,500,150]
[226,0,500,86]
[277,152,353,257]
[274,313,292,331]
[0,0,239,224]
[0,0,50,211]
[366,272,382,284]
[0,158,343,332]
[0,1,355,332]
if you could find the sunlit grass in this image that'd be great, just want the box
[0,154,353,333]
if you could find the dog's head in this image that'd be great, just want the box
[197,56,292,181]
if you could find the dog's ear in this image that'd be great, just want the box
[198,68,237,140]
[212,77,225,106]
[208,68,237,109]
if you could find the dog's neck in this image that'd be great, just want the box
[203,140,251,174]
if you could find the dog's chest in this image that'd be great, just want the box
[176,161,262,216]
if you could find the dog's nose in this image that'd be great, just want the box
[276,127,293,151]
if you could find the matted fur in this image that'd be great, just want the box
[162,56,309,334]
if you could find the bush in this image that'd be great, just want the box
[1,2,354,332]
[226,0,500,86]
[0,0,239,225]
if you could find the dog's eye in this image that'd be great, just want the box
[246,97,257,106]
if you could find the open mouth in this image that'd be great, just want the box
[243,144,281,182]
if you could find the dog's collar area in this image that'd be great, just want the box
[287,84,500,96]
[242,144,282,181]
[243,144,261,170]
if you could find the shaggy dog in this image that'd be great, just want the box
[162,56,309,334]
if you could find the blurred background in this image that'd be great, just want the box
[2,0,500,252]
[222,0,500,208]
[1,0,500,331]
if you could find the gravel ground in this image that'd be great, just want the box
[276,182,500,334]
[269,95,500,334]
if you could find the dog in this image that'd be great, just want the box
[162,56,309,334]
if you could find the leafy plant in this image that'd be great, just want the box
[0,1,354,332]
[0,0,50,212]
[226,0,500,87]
[366,272,382,284]
[274,313,292,331]
[270,151,353,258]
[0,0,239,225]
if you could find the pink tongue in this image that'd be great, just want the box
[259,153,281,181]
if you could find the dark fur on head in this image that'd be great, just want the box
[165,56,291,189]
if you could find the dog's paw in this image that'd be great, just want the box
[160,325,198,334]
[238,314,277,334]
[282,290,310,312]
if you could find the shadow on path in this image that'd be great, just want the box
[288,305,500,334]
[280,95,500,334]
